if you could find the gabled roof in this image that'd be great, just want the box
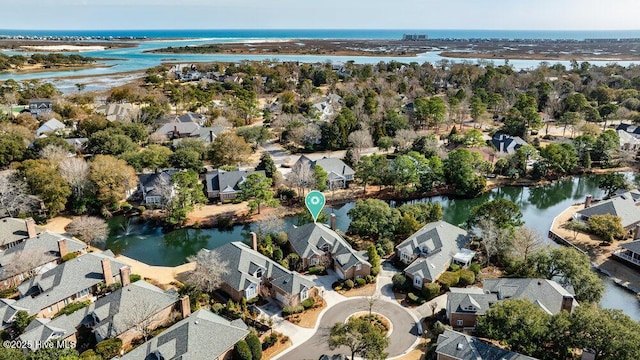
[139,171,177,198]
[492,132,527,154]
[447,287,497,317]
[120,309,249,360]
[19,305,90,348]
[286,223,370,271]
[620,240,640,253]
[617,123,640,136]
[15,251,128,315]
[153,122,201,137]
[482,278,577,315]
[313,157,355,177]
[92,281,179,340]
[576,191,640,228]
[95,103,138,122]
[36,118,65,136]
[204,169,265,194]
[396,221,470,282]
[176,112,206,124]
[0,231,87,281]
[0,299,30,330]
[0,217,43,247]
[214,242,315,297]
[436,330,537,360]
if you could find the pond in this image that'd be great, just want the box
[103,173,640,320]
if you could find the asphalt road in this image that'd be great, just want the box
[279,298,420,360]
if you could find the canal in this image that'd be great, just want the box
[104,174,640,319]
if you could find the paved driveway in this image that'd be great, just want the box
[277,298,420,360]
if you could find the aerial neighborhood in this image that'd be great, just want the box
[2,41,640,360]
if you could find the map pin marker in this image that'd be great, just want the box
[305,190,326,223]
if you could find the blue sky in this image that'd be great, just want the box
[2,0,638,30]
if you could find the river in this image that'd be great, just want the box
[103,174,640,319]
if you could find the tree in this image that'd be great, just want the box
[89,155,138,210]
[348,129,373,162]
[286,161,315,197]
[539,143,578,176]
[0,133,27,168]
[233,340,253,360]
[94,338,122,359]
[255,153,277,179]
[0,170,38,217]
[245,333,262,360]
[476,218,513,267]
[598,173,630,198]
[511,226,544,261]
[86,129,138,155]
[390,155,418,194]
[4,249,48,287]
[328,316,389,360]
[476,299,550,357]
[65,216,109,246]
[558,111,581,137]
[0,348,26,360]
[239,172,278,214]
[185,249,229,293]
[18,159,70,217]
[347,199,400,240]
[237,126,271,148]
[443,148,487,197]
[28,347,80,360]
[14,310,34,333]
[366,245,381,276]
[588,214,625,243]
[165,170,207,225]
[313,165,329,192]
[468,199,523,229]
[121,298,164,342]
[355,154,389,192]
[208,133,252,167]
[169,148,203,171]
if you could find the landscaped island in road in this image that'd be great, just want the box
[146,37,640,60]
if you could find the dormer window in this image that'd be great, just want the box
[464,305,476,311]
[321,244,330,252]
[255,268,263,278]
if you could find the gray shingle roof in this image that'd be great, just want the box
[313,157,355,178]
[576,191,640,228]
[447,287,498,317]
[482,278,577,315]
[396,221,470,282]
[286,223,370,271]
[0,299,30,330]
[436,329,537,360]
[0,217,43,247]
[620,240,640,253]
[19,306,90,349]
[15,251,128,315]
[214,242,315,298]
[119,309,249,360]
[492,133,528,154]
[0,231,87,281]
[36,118,65,136]
[204,169,266,195]
[617,123,640,136]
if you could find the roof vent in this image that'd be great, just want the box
[194,320,199,325]
[456,343,464,350]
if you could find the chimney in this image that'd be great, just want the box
[330,213,337,231]
[209,130,214,143]
[101,259,114,286]
[561,295,574,313]
[173,125,178,138]
[584,194,592,209]
[180,295,191,318]
[25,218,37,238]
[57,239,68,258]
[250,232,258,251]
[120,266,131,287]
[634,224,640,240]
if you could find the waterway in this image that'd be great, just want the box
[103,174,640,319]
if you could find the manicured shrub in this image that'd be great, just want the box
[356,278,366,287]
[274,231,289,246]
[449,263,460,271]
[233,340,253,360]
[469,262,481,275]
[0,288,16,298]
[421,282,441,301]
[246,333,262,360]
[301,297,315,309]
[262,333,278,350]
[308,265,325,275]
[407,292,420,303]
[272,247,283,261]
[392,273,408,290]
[344,279,354,289]
[457,269,476,286]
[129,273,142,283]
[54,300,91,318]
[438,271,460,290]
[61,253,77,262]
[95,338,122,359]
[282,305,304,316]
[365,275,376,284]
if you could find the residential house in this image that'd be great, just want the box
[175,112,207,125]
[613,240,640,267]
[29,99,52,117]
[492,133,528,154]
[446,278,578,328]
[435,329,537,360]
[215,241,317,306]
[618,130,640,151]
[204,169,266,201]
[152,122,225,143]
[35,118,66,136]
[617,123,640,139]
[286,221,371,280]
[0,231,87,289]
[95,103,139,122]
[396,221,474,289]
[119,309,249,360]
[137,170,177,206]
[14,251,130,318]
[292,156,355,189]
[0,298,30,330]
[19,280,185,350]
[63,138,89,153]
[0,217,42,250]
[311,94,342,121]
[574,190,640,230]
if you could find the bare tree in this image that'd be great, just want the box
[366,295,380,316]
[255,213,285,239]
[348,129,373,163]
[512,226,544,261]
[4,248,50,287]
[286,160,316,197]
[393,129,418,152]
[185,249,229,293]
[40,145,69,166]
[476,218,513,267]
[65,216,109,246]
[121,298,165,342]
[0,170,39,217]
[59,157,90,200]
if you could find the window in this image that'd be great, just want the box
[301,288,308,301]
[413,276,422,287]
[456,320,464,326]
[310,257,319,266]
[356,264,362,271]
[245,284,256,299]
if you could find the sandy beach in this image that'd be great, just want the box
[20,44,106,52]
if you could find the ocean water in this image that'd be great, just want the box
[3,28,640,40]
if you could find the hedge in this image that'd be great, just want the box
[54,300,91,318]
[458,270,476,286]
[61,253,77,262]
[262,333,278,350]
[365,275,376,284]
[233,340,253,360]
[392,274,408,290]
[356,278,366,287]
[301,297,315,309]
[95,338,122,359]
[421,282,441,301]
[438,271,460,289]
[344,279,354,289]
[246,333,262,360]
[308,265,325,275]
[282,305,304,316]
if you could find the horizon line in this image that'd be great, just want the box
[2,28,640,32]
